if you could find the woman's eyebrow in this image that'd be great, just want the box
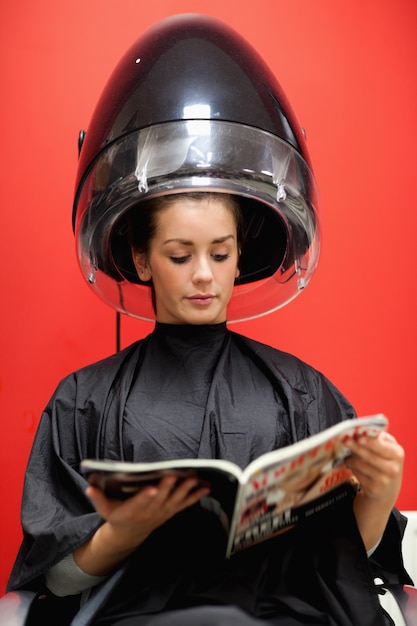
[212,235,235,244]
[162,235,235,246]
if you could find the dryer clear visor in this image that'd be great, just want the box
[74,120,320,321]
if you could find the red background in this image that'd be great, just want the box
[1,0,416,593]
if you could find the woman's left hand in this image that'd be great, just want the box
[345,431,404,504]
[344,431,405,551]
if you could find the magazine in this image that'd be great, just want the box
[80,413,388,557]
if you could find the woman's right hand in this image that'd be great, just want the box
[74,476,210,576]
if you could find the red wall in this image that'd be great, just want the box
[1,0,416,593]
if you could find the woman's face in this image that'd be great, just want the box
[132,196,240,325]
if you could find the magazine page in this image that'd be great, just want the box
[226,414,388,556]
[81,457,243,501]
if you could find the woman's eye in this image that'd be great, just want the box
[170,256,189,264]
[212,253,229,262]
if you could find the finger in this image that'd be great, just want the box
[345,456,375,485]
[86,485,113,508]
[346,433,404,463]
[86,485,126,519]
[170,482,211,513]
[164,477,208,505]
[346,447,403,495]
[346,444,402,478]
[129,476,188,516]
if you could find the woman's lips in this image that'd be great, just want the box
[187,294,215,305]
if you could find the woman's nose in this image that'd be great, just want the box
[192,256,214,283]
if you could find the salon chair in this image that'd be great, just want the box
[0,582,416,626]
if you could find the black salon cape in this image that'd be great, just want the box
[7,326,412,626]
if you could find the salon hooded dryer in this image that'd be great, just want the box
[72,13,320,322]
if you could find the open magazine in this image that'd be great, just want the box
[80,413,388,557]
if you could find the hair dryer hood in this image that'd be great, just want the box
[73,13,320,322]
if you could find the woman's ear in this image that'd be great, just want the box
[132,249,152,281]
[235,248,241,279]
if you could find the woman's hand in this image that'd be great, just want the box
[74,476,210,576]
[344,431,404,551]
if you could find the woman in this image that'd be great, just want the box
[7,192,410,625]
[7,14,412,626]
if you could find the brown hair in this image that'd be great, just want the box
[129,192,243,256]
